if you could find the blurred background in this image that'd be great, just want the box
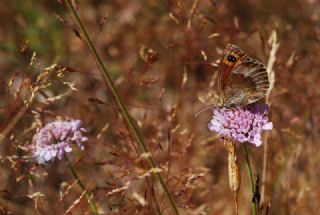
[0,0,319,214]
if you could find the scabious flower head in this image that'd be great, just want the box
[208,103,273,147]
[31,119,88,164]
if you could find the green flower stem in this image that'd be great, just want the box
[64,154,99,214]
[243,143,258,215]
[63,1,179,214]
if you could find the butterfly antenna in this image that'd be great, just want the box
[194,104,216,117]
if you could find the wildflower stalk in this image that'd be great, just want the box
[243,143,258,215]
[64,154,99,215]
[63,1,179,214]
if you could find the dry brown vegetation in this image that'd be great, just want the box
[0,0,319,214]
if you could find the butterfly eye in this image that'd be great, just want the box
[227,55,237,62]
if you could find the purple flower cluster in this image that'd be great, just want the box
[31,120,87,164]
[208,104,273,147]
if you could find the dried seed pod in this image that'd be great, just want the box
[224,138,241,214]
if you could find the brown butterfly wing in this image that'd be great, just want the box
[218,44,269,107]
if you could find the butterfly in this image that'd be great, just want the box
[218,44,269,108]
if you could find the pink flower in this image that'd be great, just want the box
[31,120,88,164]
[208,104,273,147]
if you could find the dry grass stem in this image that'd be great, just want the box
[261,30,280,205]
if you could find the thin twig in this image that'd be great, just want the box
[63,1,179,214]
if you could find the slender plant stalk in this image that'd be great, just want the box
[0,53,41,144]
[0,105,28,143]
[261,132,269,204]
[64,154,99,215]
[63,1,179,214]
[261,30,279,204]
[243,143,258,215]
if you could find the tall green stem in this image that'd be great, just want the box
[243,143,258,215]
[64,154,99,214]
[63,1,179,214]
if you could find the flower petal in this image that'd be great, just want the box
[208,103,272,146]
